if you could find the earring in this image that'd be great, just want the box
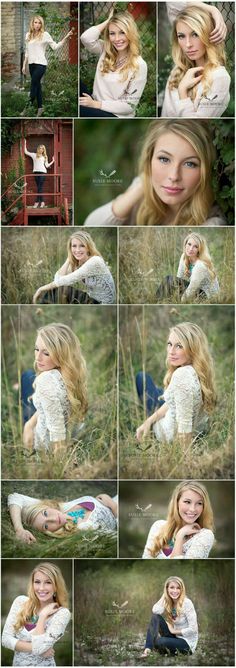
[53,592,57,601]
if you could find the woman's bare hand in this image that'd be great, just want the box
[42,648,55,658]
[39,603,59,620]
[23,422,34,449]
[96,494,112,508]
[15,527,36,544]
[136,419,152,442]
[208,5,227,43]
[178,67,204,98]
[177,523,201,538]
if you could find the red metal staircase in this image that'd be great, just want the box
[1,174,69,226]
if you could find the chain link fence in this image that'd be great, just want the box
[80,1,156,117]
[158,1,234,116]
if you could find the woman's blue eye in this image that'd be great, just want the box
[185,161,198,168]
[158,156,169,164]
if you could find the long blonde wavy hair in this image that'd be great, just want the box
[150,481,214,557]
[101,12,141,81]
[35,323,88,422]
[162,577,186,622]
[164,322,217,413]
[170,6,227,100]
[67,232,102,272]
[27,15,45,41]
[136,119,215,226]
[182,232,216,279]
[14,562,69,631]
[23,499,78,538]
[36,144,48,163]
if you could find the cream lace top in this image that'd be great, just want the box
[80,26,147,118]
[153,365,209,443]
[152,595,198,652]
[142,519,214,559]
[2,595,70,666]
[32,369,70,450]
[54,256,116,304]
[177,256,220,301]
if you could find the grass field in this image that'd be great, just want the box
[2,305,117,480]
[119,304,234,479]
[119,227,234,305]
[2,480,117,559]
[74,559,234,666]
[1,227,117,304]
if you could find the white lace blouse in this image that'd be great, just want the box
[8,493,117,532]
[84,177,226,227]
[25,32,64,66]
[152,595,198,653]
[152,365,209,443]
[142,519,214,559]
[54,256,116,304]
[32,369,70,450]
[80,26,147,118]
[2,595,71,666]
[177,256,220,301]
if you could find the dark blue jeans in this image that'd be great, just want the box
[145,614,191,655]
[34,172,46,203]
[29,63,46,108]
[136,372,165,415]
[21,370,36,425]
[80,81,117,117]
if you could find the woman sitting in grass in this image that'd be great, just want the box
[8,491,118,544]
[136,322,217,448]
[156,232,220,302]
[142,480,214,559]
[141,576,198,658]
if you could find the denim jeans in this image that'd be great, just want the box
[21,369,36,425]
[29,63,46,108]
[38,286,100,304]
[34,173,46,203]
[145,614,191,655]
[136,372,165,415]
[80,81,117,117]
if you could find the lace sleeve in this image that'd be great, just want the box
[183,262,209,300]
[184,529,214,558]
[171,368,194,433]
[142,521,166,558]
[152,595,165,615]
[36,373,67,442]
[180,599,198,637]
[2,596,28,651]
[8,493,39,509]
[54,256,104,288]
[31,608,71,655]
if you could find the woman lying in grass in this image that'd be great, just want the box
[8,492,118,543]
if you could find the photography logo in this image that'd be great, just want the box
[105,600,134,616]
[128,502,154,519]
[135,503,152,513]
[92,167,123,186]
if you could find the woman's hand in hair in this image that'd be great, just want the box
[15,527,37,544]
[204,3,227,43]
[178,67,204,99]
[79,94,102,109]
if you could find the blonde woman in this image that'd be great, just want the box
[24,139,54,209]
[7,491,118,545]
[141,576,198,657]
[84,119,226,227]
[22,323,88,454]
[156,232,220,302]
[2,562,71,666]
[21,15,73,117]
[136,322,217,448]
[32,231,116,304]
[143,481,214,559]
[161,1,230,118]
[80,7,147,118]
